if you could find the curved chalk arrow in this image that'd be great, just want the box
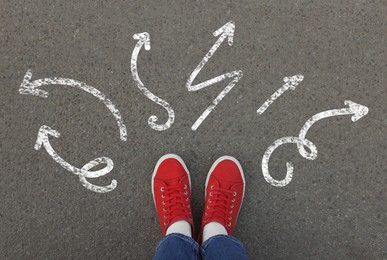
[131,32,175,131]
[186,21,243,131]
[34,125,117,193]
[257,74,304,115]
[262,137,317,187]
[19,70,127,142]
[297,100,369,160]
[262,100,369,187]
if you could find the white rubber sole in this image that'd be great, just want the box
[204,156,246,226]
[151,154,192,206]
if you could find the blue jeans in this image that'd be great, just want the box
[153,233,248,260]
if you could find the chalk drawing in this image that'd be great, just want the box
[257,74,304,115]
[35,125,117,193]
[298,100,369,159]
[186,21,243,131]
[19,70,127,141]
[131,32,175,131]
[262,100,369,187]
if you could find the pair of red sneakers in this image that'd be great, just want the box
[152,154,245,243]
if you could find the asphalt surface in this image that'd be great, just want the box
[1,0,386,259]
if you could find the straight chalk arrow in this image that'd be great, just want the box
[257,74,304,115]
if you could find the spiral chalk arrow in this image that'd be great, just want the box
[19,70,127,141]
[131,32,175,131]
[262,100,369,187]
[186,21,243,131]
[34,125,117,193]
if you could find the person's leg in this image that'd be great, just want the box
[154,233,200,260]
[152,154,199,260]
[198,156,248,259]
[201,235,248,260]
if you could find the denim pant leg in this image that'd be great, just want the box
[153,233,200,260]
[201,235,248,260]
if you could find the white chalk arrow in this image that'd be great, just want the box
[297,100,369,160]
[186,21,243,131]
[131,32,175,131]
[34,125,117,193]
[257,74,304,115]
[19,70,127,141]
[262,100,369,187]
[262,136,317,187]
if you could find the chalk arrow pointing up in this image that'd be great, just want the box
[35,125,117,193]
[131,32,175,131]
[298,100,369,159]
[19,70,127,141]
[186,21,243,130]
[133,32,151,50]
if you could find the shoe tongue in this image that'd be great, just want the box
[214,175,233,190]
[164,176,184,186]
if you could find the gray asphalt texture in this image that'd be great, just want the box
[1,0,386,259]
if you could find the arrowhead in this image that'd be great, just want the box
[213,21,235,46]
[345,100,369,122]
[283,74,304,90]
[133,32,151,50]
[34,125,60,150]
[19,70,49,98]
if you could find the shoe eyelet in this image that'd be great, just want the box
[229,217,232,220]
[231,198,235,202]
[164,215,167,219]
[205,213,208,216]
[233,192,237,197]
[162,201,165,205]
[160,187,165,192]
[163,208,166,212]
[209,192,213,196]
[207,205,210,209]
[229,210,233,214]
[164,222,167,226]
[161,195,165,198]
[185,198,189,201]
[230,205,234,209]
[208,199,212,203]
[228,223,231,227]
[184,191,188,195]
[210,185,214,190]
[183,184,187,189]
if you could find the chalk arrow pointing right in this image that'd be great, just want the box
[257,74,304,115]
[297,100,369,160]
[262,100,369,187]
[35,125,117,193]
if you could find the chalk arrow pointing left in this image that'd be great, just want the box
[35,125,117,193]
[186,21,243,131]
[19,70,127,141]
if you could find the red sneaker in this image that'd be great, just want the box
[199,156,245,243]
[152,154,194,237]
